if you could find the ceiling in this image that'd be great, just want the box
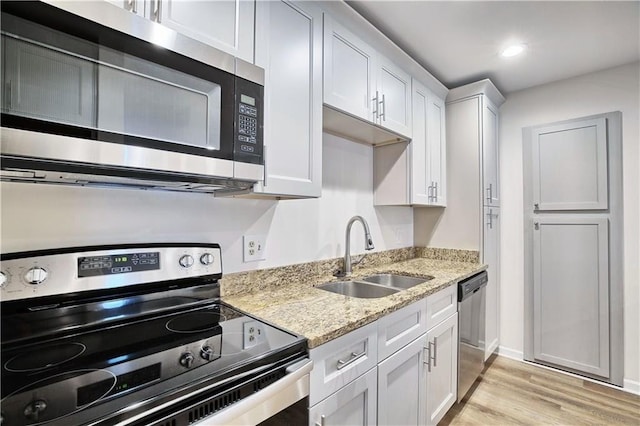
[347,1,640,94]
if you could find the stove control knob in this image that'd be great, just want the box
[201,345,216,361]
[178,255,194,268]
[179,352,195,368]
[0,272,7,289]
[24,267,48,285]
[200,253,215,266]
[24,399,47,422]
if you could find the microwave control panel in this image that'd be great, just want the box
[234,78,263,165]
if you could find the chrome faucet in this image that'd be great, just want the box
[338,215,375,277]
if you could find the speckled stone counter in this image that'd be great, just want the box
[222,248,485,349]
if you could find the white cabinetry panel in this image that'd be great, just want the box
[158,0,255,63]
[483,207,500,360]
[482,99,499,207]
[253,0,322,197]
[377,336,426,426]
[532,117,608,211]
[309,321,377,406]
[309,367,378,426]
[425,313,458,426]
[376,57,412,136]
[532,217,610,377]
[323,16,375,122]
[373,80,446,206]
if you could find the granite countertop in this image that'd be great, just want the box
[223,256,486,349]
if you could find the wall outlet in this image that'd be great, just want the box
[243,320,266,349]
[243,235,266,262]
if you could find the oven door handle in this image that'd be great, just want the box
[203,358,313,426]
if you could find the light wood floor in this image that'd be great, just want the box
[441,355,640,425]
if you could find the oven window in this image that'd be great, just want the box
[1,12,222,152]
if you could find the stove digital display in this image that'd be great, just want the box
[77,363,162,407]
[78,252,160,277]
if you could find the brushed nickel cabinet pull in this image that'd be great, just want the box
[336,349,366,370]
[372,90,379,120]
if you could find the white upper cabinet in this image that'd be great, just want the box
[427,92,446,206]
[253,0,322,198]
[323,16,376,123]
[323,15,412,139]
[373,80,446,207]
[105,0,255,63]
[483,97,499,206]
[376,56,412,136]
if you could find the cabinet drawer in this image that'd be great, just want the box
[426,284,457,328]
[309,321,378,406]
[377,299,427,361]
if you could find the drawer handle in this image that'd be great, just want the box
[336,350,366,370]
[315,414,326,426]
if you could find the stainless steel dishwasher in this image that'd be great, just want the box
[457,271,488,402]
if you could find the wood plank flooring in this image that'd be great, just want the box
[441,355,640,425]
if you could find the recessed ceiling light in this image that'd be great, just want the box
[501,44,526,58]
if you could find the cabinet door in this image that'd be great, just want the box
[410,80,431,205]
[323,15,376,122]
[103,0,147,17]
[482,97,499,206]
[309,367,377,426]
[532,217,610,378]
[377,335,427,426]
[253,0,322,197]
[157,0,255,63]
[376,57,412,137]
[426,313,458,426]
[483,206,500,360]
[428,93,446,206]
[531,117,608,211]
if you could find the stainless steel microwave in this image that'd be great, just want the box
[0,1,264,194]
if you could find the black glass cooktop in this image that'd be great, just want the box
[0,302,305,425]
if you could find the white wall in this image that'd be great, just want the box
[499,62,640,389]
[0,133,414,273]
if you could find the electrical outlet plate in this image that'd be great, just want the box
[243,320,266,349]
[243,235,266,262]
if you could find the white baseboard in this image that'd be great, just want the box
[496,345,523,361]
[623,379,640,395]
[495,345,640,396]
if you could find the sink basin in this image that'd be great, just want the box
[316,281,400,299]
[361,274,432,289]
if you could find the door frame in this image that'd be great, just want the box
[522,111,624,386]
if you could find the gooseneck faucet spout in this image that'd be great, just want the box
[340,215,375,277]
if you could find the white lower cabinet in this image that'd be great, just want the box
[309,367,378,426]
[425,313,458,426]
[377,335,427,425]
[309,285,460,426]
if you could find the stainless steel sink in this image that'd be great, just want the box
[316,281,400,299]
[361,273,432,289]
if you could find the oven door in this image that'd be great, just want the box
[116,358,312,426]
